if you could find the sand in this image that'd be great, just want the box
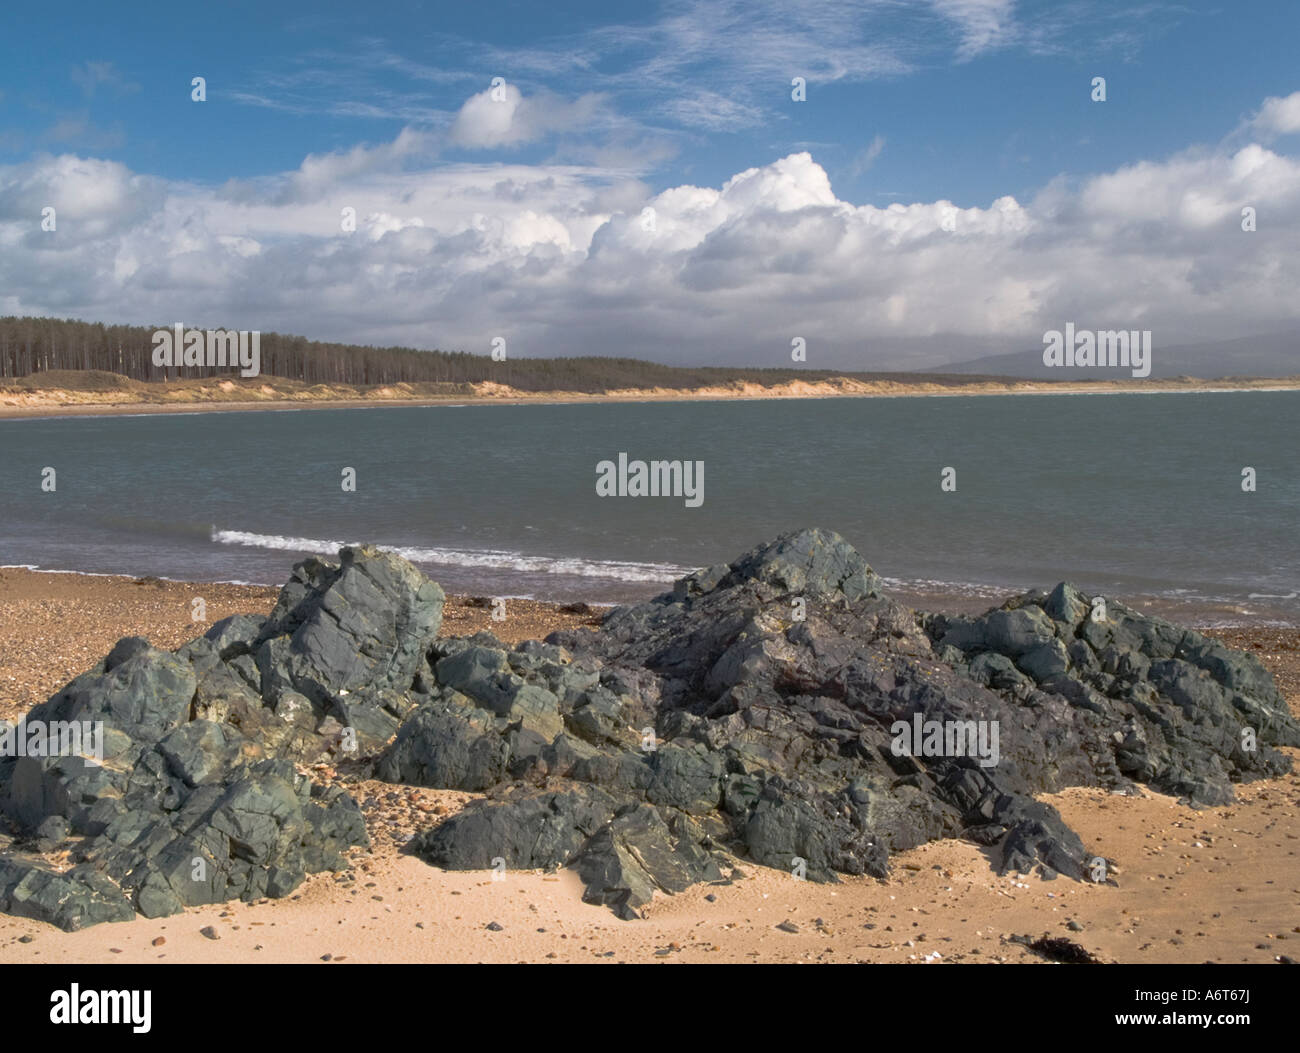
[3,373,1300,419]
[1,570,1297,964]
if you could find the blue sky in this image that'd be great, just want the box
[2,1,1299,366]
[6,0,1296,201]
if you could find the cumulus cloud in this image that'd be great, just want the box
[3,109,1299,367]
[1251,91,1300,138]
[449,82,607,149]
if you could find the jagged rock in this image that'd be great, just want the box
[375,695,510,791]
[0,545,446,928]
[3,530,1294,928]
[411,787,619,870]
[251,545,445,754]
[0,856,135,932]
[403,528,1298,916]
[573,804,722,919]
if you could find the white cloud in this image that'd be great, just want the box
[3,108,1299,366]
[849,135,886,177]
[69,60,140,98]
[449,83,607,149]
[221,2,1186,145]
[931,0,1018,59]
[1251,91,1300,138]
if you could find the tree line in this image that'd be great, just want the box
[0,315,992,393]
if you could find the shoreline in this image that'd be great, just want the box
[3,562,1293,630]
[1,567,1293,723]
[3,376,1300,420]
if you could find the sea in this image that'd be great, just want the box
[2,391,1297,626]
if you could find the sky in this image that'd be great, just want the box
[1,0,1299,368]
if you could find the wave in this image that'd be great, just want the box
[880,575,1024,599]
[1,563,269,586]
[211,528,694,584]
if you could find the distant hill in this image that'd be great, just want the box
[929,331,1300,379]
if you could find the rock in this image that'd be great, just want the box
[0,547,436,929]
[0,856,135,932]
[404,528,1297,917]
[1017,640,1070,682]
[572,804,722,919]
[6,529,1293,929]
[248,546,445,755]
[412,787,618,871]
[199,925,220,940]
[1019,934,1102,964]
[260,545,444,700]
[376,699,509,791]
[714,529,885,603]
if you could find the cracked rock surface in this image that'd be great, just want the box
[0,544,440,929]
[2,530,1295,928]
[396,528,1299,917]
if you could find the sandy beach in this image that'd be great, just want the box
[3,372,1299,420]
[1,567,1296,964]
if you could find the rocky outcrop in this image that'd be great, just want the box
[0,544,444,929]
[392,528,1299,915]
[2,530,1294,929]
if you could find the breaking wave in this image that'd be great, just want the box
[210,527,693,584]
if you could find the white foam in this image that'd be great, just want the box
[211,527,693,583]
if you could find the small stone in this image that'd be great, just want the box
[486,921,504,931]
[199,926,220,941]
[152,937,166,947]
